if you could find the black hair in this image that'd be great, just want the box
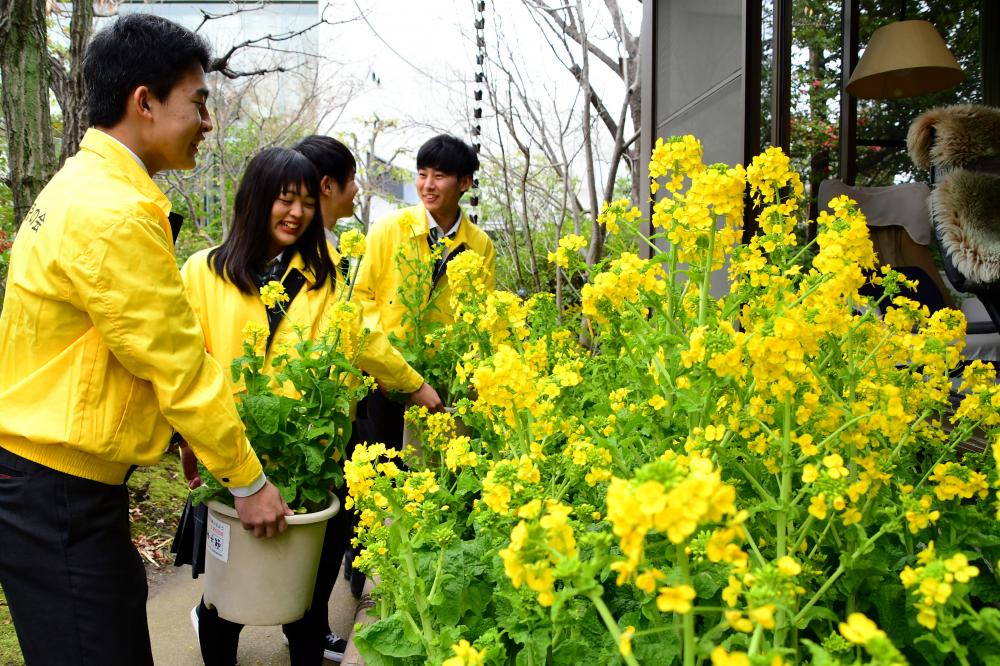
[292,135,357,188]
[209,147,332,294]
[84,13,211,128]
[416,134,480,178]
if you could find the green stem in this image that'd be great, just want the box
[742,524,769,568]
[587,591,640,666]
[666,239,679,321]
[774,398,793,647]
[392,520,437,659]
[748,624,764,655]
[426,547,447,601]
[697,219,717,327]
[678,546,695,666]
[732,460,776,504]
[793,524,891,625]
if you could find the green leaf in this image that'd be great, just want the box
[800,639,841,666]
[794,604,841,629]
[243,394,282,434]
[634,627,680,665]
[353,612,425,661]
[692,569,727,599]
[456,469,483,497]
[514,628,549,666]
[301,441,326,474]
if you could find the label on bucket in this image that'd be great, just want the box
[207,512,230,562]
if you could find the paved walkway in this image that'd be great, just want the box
[147,565,360,665]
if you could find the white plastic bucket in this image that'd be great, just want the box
[202,493,340,626]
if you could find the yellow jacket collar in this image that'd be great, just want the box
[80,129,172,218]
[284,250,318,286]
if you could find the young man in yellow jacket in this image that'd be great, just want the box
[0,15,287,665]
[353,134,496,449]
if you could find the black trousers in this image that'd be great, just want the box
[196,458,355,665]
[366,390,406,452]
[0,447,153,666]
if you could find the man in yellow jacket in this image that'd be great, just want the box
[353,134,496,449]
[0,15,287,665]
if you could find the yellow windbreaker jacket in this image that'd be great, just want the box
[180,246,423,394]
[354,204,496,342]
[0,129,262,487]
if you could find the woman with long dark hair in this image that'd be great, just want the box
[178,146,424,665]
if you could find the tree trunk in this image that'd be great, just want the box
[575,0,602,269]
[517,148,542,293]
[0,0,56,225]
[59,0,93,164]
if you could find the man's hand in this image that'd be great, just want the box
[178,442,202,490]
[408,382,444,412]
[234,480,293,538]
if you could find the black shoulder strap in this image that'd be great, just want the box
[265,268,307,352]
[431,242,469,292]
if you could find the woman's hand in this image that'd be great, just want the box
[408,382,444,412]
[178,440,203,490]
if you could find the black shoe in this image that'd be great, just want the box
[324,633,347,662]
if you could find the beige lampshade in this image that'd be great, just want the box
[846,20,964,99]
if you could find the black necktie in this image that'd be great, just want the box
[428,227,444,276]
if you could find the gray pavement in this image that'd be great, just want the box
[147,565,361,666]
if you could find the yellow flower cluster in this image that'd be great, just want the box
[813,196,876,278]
[402,470,440,513]
[581,253,665,326]
[321,300,362,358]
[547,233,588,269]
[562,433,614,487]
[902,493,940,534]
[241,320,269,356]
[406,408,458,454]
[900,542,979,629]
[447,249,487,299]
[480,455,541,516]
[443,435,478,472]
[499,500,576,606]
[649,135,703,194]
[339,228,366,259]
[838,612,886,645]
[929,462,989,501]
[472,345,550,427]
[605,454,737,584]
[259,280,289,309]
[442,639,485,666]
[746,145,803,207]
[344,442,400,510]
[598,198,641,234]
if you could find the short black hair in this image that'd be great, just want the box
[416,134,479,178]
[293,135,357,188]
[84,13,211,128]
[209,147,332,295]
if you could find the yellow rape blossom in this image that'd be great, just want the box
[259,280,289,309]
[442,639,485,666]
[838,612,886,645]
[656,585,695,614]
[339,228,366,258]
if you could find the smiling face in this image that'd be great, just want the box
[268,182,316,259]
[320,171,359,229]
[416,167,472,229]
[141,62,212,173]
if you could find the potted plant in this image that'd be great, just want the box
[192,280,372,626]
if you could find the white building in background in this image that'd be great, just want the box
[114,1,324,119]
